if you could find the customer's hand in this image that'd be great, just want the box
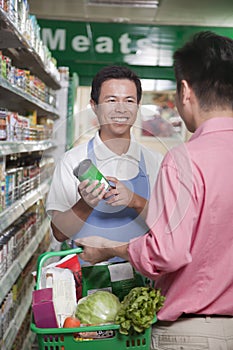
[75,236,129,264]
[78,179,107,208]
[104,176,134,207]
[75,236,124,264]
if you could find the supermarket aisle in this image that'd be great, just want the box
[0,1,63,349]
[32,341,39,349]
[32,339,39,349]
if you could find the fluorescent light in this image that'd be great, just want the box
[87,0,160,8]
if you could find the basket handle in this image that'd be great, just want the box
[35,247,83,290]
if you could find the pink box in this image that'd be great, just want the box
[32,288,58,328]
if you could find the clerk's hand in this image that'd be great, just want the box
[104,176,148,217]
[104,176,134,207]
[78,179,107,208]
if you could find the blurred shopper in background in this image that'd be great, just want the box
[46,65,163,263]
[75,31,233,349]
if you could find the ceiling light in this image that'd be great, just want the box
[87,0,160,8]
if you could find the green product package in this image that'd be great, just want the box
[73,159,110,191]
[81,261,145,301]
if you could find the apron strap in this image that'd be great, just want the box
[87,137,95,163]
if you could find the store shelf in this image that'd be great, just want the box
[0,217,50,305]
[0,180,51,233]
[0,76,59,118]
[2,283,34,350]
[0,8,59,350]
[0,139,55,156]
[0,9,61,90]
[22,331,36,350]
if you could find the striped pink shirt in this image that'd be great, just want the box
[128,117,233,321]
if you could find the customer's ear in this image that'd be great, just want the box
[180,80,191,106]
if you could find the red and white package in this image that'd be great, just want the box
[56,254,82,301]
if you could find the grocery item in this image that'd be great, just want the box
[115,286,165,335]
[32,288,58,329]
[75,290,121,324]
[0,109,7,141]
[31,248,158,350]
[63,316,81,328]
[73,159,110,191]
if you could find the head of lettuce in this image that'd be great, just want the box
[76,290,121,324]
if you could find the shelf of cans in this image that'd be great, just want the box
[0,179,51,233]
[0,203,48,303]
[0,109,55,144]
[0,50,58,108]
[0,67,59,118]
[0,154,55,230]
[10,308,33,350]
[0,218,51,350]
[0,3,64,349]
[21,327,36,350]
[0,3,61,90]
[2,284,34,350]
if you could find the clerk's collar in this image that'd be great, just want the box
[93,130,141,162]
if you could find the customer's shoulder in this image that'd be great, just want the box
[162,142,192,169]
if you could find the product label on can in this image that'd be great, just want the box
[73,159,110,191]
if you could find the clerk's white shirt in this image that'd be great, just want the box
[46,131,163,215]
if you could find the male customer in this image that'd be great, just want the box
[76,31,233,349]
[46,65,163,261]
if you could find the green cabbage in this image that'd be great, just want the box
[75,290,121,324]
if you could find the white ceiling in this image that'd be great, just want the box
[28,0,233,27]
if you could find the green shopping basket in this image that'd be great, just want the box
[31,247,156,350]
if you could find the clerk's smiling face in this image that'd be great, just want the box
[91,78,139,141]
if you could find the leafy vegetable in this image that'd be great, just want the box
[75,290,121,324]
[115,286,165,335]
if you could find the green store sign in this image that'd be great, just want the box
[38,19,233,85]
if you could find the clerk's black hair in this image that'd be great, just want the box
[91,65,142,104]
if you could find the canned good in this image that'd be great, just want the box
[5,168,16,207]
[58,66,69,81]
[73,159,110,191]
[0,109,7,141]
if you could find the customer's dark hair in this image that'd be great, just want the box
[91,65,142,104]
[173,31,233,111]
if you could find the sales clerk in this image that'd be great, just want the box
[46,65,163,262]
